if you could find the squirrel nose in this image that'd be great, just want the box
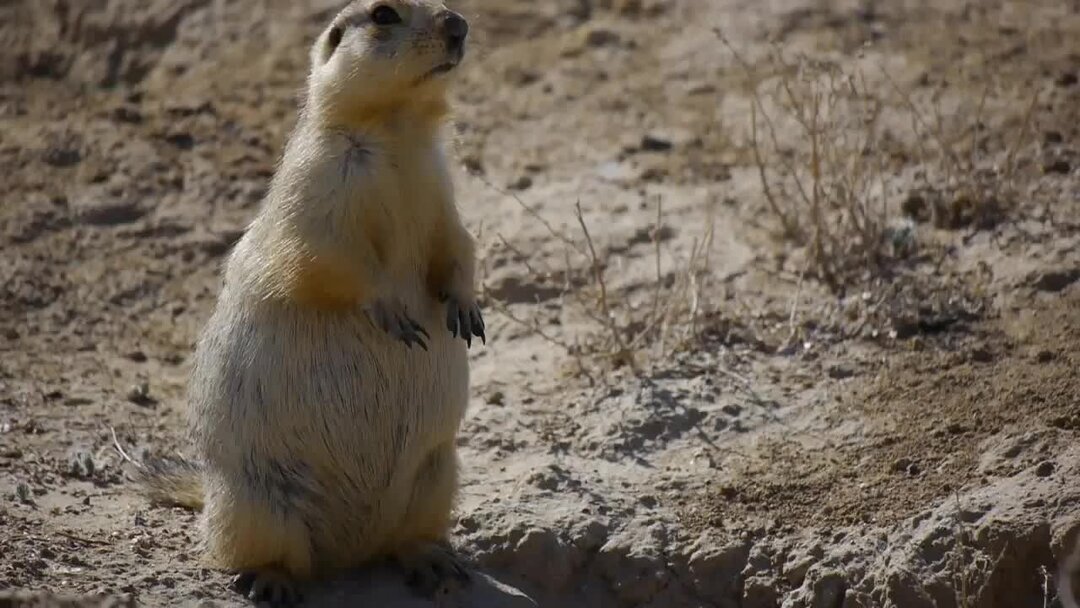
[442,11,468,52]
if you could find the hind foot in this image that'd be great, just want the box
[230,570,303,607]
[394,544,471,598]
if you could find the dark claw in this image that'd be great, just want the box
[401,321,428,351]
[230,572,256,596]
[413,334,429,351]
[469,308,486,344]
[450,559,471,583]
[444,297,486,348]
[369,299,428,350]
[458,308,469,343]
[446,304,458,337]
[414,322,431,340]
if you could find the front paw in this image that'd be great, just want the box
[366,298,430,350]
[443,294,485,348]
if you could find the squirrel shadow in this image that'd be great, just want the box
[299,566,536,608]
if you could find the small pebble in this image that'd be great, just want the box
[827,364,855,379]
[126,382,156,406]
[1033,349,1055,363]
[125,351,148,363]
[640,134,673,152]
[508,175,533,191]
[1043,159,1071,174]
[585,28,620,47]
[1035,461,1054,477]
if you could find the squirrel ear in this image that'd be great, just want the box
[327,26,344,55]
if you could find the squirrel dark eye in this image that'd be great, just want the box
[370,5,401,26]
[327,26,343,52]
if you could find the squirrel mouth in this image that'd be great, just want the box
[428,62,457,76]
[417,59,459,84]
[421,47,464,81]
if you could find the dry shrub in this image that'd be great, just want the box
[474,177,717,381]
[719,31,1038,293]
[889,75,1037,233]
[722,36,900,291]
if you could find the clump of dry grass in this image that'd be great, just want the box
[888,74,1038,232]
[472,176,717,381]
[718,31,1038,293]
[721,35,899,291]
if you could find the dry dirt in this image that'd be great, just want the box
[1,0,1079,607]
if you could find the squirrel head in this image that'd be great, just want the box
[307,0,468,130]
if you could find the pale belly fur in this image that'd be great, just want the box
[187,270,469,568]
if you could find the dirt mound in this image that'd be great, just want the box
[0,1,214,85]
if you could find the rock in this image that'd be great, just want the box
[1030,269,1079,292]
[1043,158,1071,174]
[640,134,673,152]
[892,458,913,473]
[126,382,156,407]
[42,146,81,168]
[1035,461,1055,477]
[112,106,143,124]
[512,528,576,590]
[827,365,855,379]
[596,528,670,605]
[743,575,780,608]
[1033,349,1056,363]
[686,535,750,600]
[507,175,533,191]
[810,570,846,608]
[884,570,935,608]
[584,28,620,47]
[163,132,195,150]
[79,201,147,227]
[570,518,609,553]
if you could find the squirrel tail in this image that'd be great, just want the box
[133,453,205,511]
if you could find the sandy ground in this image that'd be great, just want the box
[1,0,1079,606]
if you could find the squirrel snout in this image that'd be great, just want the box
[441,11,468,53]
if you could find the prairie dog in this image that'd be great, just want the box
[139,0,481,604]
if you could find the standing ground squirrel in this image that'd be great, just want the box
[137,1,483,604]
